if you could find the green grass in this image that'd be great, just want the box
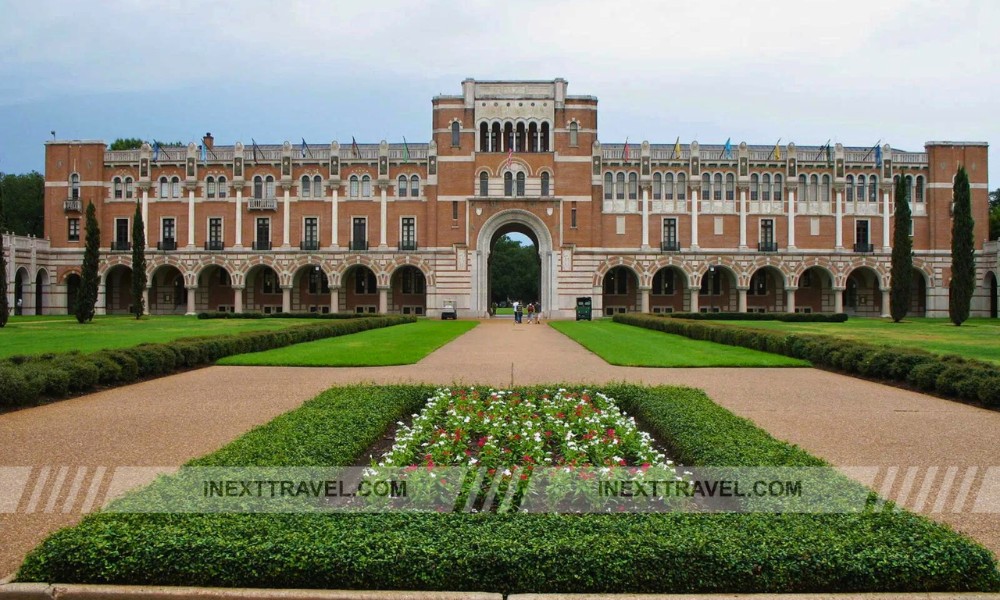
[217,319,478,366]
[708,317,1000,365]
[0,315,320,358]
[495,307,514,315]
[550,319,809,367]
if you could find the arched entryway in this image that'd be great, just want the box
[843,266,883,317]
[245,265,282,313]
[13,267,28,315]
[149,265,186,315]
[700,265,738,313]
[602,266,639,315]
[65,273,81,315]
[390,265,427,315]
[196,265,235,313]
[650,266,688,313]
[103,265,133,315]
[746,266,786,313]
[474,209,554,318]
[796,266,835,313]
[35,269,49,315]
[909,269,928,317]
[986,271,998,319]
[342,265,379,313]
[292,264,331,313]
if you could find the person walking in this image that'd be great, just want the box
[526,302,535,324]
[514,300,523,324]
[533,300,541,324]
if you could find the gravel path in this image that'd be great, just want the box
[1,318,998,578]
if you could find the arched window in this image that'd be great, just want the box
[70,173,80,200]
[652,173,662,199]
[809,174,819,202]
[915,175,924,202]
[451,121,460,147]
[857,175,866,203]
[541,172,550,196]
[821,174,830,202]
[491,122,501,152]
[504,122,514,151]
[869,175,878,202]
[171,176,181,198]
[713,173,723,201]
[504,172,513,196]
[349,175,359,197]
[207,176,216,199]
[361,174,371,197]
[798,174,808,202]
[160,177,170,199]
[569,122,579,146]
[702,173,711,200]
[516,122,526,152]
[725,173,735,201]
[628,172,638,200]
[312,175,322,198]
[761,173,771,202]
[113,177,123,199]
[664,173,674,200]
[528,122,538,152]
[479,122,489,152]
[616,172,625,200]
[540,122,550,152]
[773,174,783,202]
[479,172,489,197]
[218,176,228,198]
[397,175,408,198]
[301,175,311,198]
[846,175,855,202]
[125,177,134,199]
[750,173,759,201]
[516,172,525,196]
[904,175,913,203]
[265,175,275,198]
[604,172,613,200]
[676,173,686,200]
[410,175,420,197]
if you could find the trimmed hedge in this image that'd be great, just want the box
[17,384,1000,593]
[197,311,370,320]
[615,314,1000,409]
[665,311,849,322]
[0,316,414,410]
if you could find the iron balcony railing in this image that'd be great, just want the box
[349,240,369,251]
[157,240,177,251]
[398,241,418,251]
[299,240,320,251]
[854,242,874,253]
[757,241,778,252]
[661,241,680,251]
[252,241,273,251]
[64,200,82,212]
[110,241,131,252]
[247,198,277,210]
[204,241,224,251]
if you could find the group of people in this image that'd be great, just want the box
[511,300,541,324]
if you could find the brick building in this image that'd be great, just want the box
[6,78,998,318]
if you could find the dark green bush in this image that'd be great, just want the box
[665,312,848,322]
[197,311,367,320]
[908,362,947,391]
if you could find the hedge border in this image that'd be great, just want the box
[16,384,999,593]
[665,311,849,323]
[0,316,414,410]
[614,314,1000,409]
[197,312,372,320]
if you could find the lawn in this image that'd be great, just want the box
[708,317,1000,365]
[217,319,477,366]
[0,315,320,358]
[550,319,808,367]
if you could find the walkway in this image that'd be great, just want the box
[1,318,998,578]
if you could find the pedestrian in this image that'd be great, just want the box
[514,300,523,324]
[526,302,535,324]
[534,301,541,324]
[16,297,23,316]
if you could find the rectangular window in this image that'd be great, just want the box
[401,217,416,249]
[115,218,129,244]
[570,201,578,229]
[207,179,216,199]
[353,217,367,250]
[68,218,80,241]
[304,217,318,244]
[662,218,678,249]
[265,178,275,199]
[760,219,774,245]
[125,179,134,199]
[256,218,270,244]
[162,218,176,242]
[209,218,223,244]
[218,180,227,199]
[856,219,870,248]
[452,201,459,221]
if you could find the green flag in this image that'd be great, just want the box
[403,137,410,162]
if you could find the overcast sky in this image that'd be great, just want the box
[1,0,997,187]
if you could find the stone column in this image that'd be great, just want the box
[689,188,699,250]
[737,287,748,313]
[639,286,650,313]
[142,287,150,316]
[233,285,244,314]
[235,186,244,248]
[882,189,891,251]
[738,185,748,249]
[785,287,797,314]
[880,289,890,318]
[282,186,291,248]
[689,288,700,313]
[834,185,844,250]
[95,283,106,315]
[787,186,796,250]
[378,286,388,313]
[187,188,196,248]
[833,286,845,314]
[330,287,340,313]
[281,286,292,313]
[186,285,197,315]
[641,185,650,249]
[379,185,388,248]
[330,187,339,248]
[141,187,149,244]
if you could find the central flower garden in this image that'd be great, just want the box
[16,384,1000,593]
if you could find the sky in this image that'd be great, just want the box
[1,0,997,188]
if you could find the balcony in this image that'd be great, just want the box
[64,199,82,212]
[204,241,225,251]
[110,241,131,252]
[157,240,177,251]
[854,242,874,253]
[253,241,273,251]
[349,240,369,251]
[398,241,418,252]
[661,241,680,252]
[299,240,320,251]
[757,241,779,252]
[247,198,277,211]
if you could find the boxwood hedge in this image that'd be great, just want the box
[615,314,1000,409]
[197,311,371,320]
[16,384,999,593]
[666,311,849,322]
[0,316,413,410]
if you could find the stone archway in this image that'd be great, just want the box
[474,209,555,318]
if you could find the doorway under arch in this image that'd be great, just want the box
[14,267,28,315]
[987,271,998,318]
[65,273,81,315]
[104,265,134,315]
[35,269,49,315]
[474,210,554,318]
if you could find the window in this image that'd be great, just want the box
[265,175,275,199]
[451,121,461,147]
[361,175,371,197]
[208,218,223,247]
[162,218,176,242]
[762,173,771,201]
[301,175,311,198]
[760,218,774,246]
[616,172,625,200]
[504,172,514,196]
[569,121,579,146]
[355,268,376,294]
[479,172,489,197]
[303,217,318,244]
[207,176,217,199]
[312,175,322,198]
[915,175,924,202]
[603,267,629,295]
[401,267,425,294]
[350,175,359,197]
[160,177,170,198]
[749,271,768,296]
[628,172,638,200]
[799,174,808,201]
[398,175,407,198]
[71,174,80,200]
[115,218,129,245]
[653,173,662,200]
[857,175,866,203]
[773,174,782,201]
[68,218,80,241]
[700,269,721,295]
[856,219,870,245]
[713,173,723,200]
[479,122,490,152]
[750,174,759,201]
[570,201,577,228]
[261,270,278,294]
[254,176,264,199]
[869,175,878,202]
[218,176,227,198]
[125,177,134,199]
[171,176,181,198]
[308,267,329,295]
[662,217,678,249]
[809,174,819,202]
[652,269,675,295]
[516,172,525,196]
[540,122,550,152]
[604,172,613,200]
[820,174,830,202]
[846,175,855,202]
[664,173,675,200]
[702,173,711,200]
[256,218,270,245]
[352,217,367,248]
[401,217,416,249]
[113,177,123,199]
[676,173,686,200]
[541,172,550,197]
[904,175,913,203]
[725,173,735,201]
[452,201,459,220]
[410,175,419,197]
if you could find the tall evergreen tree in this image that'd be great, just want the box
[890,174,913,322]
[130,201,147,319]
[75,201,101,324]
[949,166,976,326]
[0,174,8,328]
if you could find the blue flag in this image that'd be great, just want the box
[874,145,883,168]
[723,137,732,159]
[152,141,160,162]
[200,143,207,164]
[301,138,308,158]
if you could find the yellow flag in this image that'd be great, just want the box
[774,142,782,160]
[673,136,681,160]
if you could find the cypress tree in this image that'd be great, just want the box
[75,201,101,324]
[890,174,913,322]
[130,200,146,319]
[949,166,976,325]
[0,174,8,328]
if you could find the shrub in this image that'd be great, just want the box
[665,312,848,323]
[908,362,947,391]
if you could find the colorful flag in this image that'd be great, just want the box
[251,138,261,165]
[772,139,782,160]
[352,136,360,158]
[874,145,883,168]
[403,137,410,162]
[722,138,732,159]
[200,143,207,165]
[623,138,630,162]
[672,136,681,160]
[300,138,309,159]
[152,141,160,162]
[505,144,513,171]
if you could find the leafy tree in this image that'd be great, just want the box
[130,201,146,319]
[75,201,101,324]
[0,172,44,237]
[109,138,145,151]
[949,166,975,326]
[989,188,1000,240]
[0,175,8,328]
[890,175,913,322]
[489,235,540,305]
